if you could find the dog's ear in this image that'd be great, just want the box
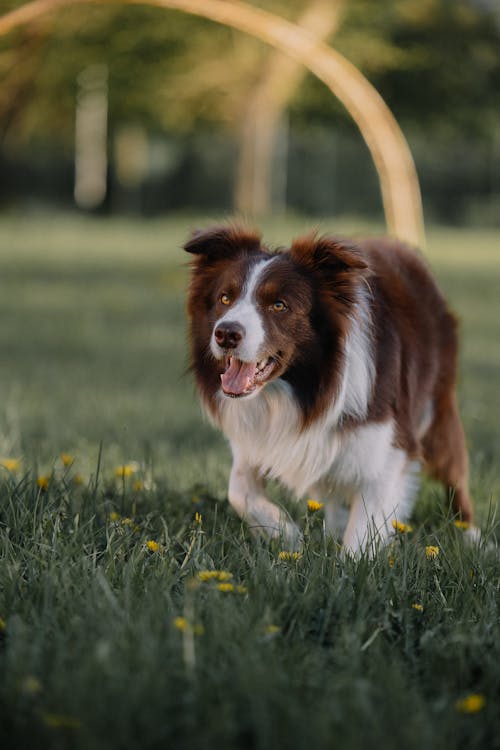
[184,224,262,260]
[290,232,368,276]
[290,233,370,313]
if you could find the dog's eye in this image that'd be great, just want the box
[220,293,231,306]
[272,300,287,312]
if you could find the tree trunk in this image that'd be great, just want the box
[235,0,344,217]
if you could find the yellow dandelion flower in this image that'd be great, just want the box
[194,512,202,525]
[42,713,82,729]
[72,473,84,486]
[307,499,324,512]
[392,520,413,533]
[425,545,440,560]
[173,617,204,635]
[0,616,6,632]
[217,582,235,592]
[264,624,281,635]
[114,464,137,478]
[37,476,50,491]
[235,585,248,594]
[1,458,20,472]
[146,540,161,553]
[132,480,144,492]
[60,454,74,466]
[173,616,188,632]
[411,603,424,612]
[388,557,395,568]
[454,520,470,530]
[197,570,233,582]
[455,693,486,714]
[278,551,302,561]
[21,676,42,695]
[109,511,120,522]
[197,571,214,582]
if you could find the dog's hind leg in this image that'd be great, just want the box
[341,455,420,557]
[421,393,474,524]
[228,455,303,550]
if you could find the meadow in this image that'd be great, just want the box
[0,213,498,750]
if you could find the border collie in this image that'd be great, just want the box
[185,224,475,554]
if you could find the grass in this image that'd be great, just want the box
[0,213,498,750]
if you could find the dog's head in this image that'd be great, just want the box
[185,224,368,420]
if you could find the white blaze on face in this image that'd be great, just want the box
[211,258,275,362]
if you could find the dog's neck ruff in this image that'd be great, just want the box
[212,290,375,496]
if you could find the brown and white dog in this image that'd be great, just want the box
[185,224,475,554]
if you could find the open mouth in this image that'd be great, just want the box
[220,356,277,398]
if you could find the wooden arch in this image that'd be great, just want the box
[0,0,425,247]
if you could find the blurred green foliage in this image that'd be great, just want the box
[1,0,499,144]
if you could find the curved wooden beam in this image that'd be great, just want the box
[0,0,425,247]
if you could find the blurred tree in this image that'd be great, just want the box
[0,0,498,145]
[0,0,498,228]
[292,0,500,137]
[235,0,344,216]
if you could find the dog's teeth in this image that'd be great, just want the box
[257,358,268,371]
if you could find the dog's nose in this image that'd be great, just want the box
[214,322,245,349]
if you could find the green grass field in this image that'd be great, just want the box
[0,214,498,750]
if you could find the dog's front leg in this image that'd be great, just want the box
[228,455,303,550]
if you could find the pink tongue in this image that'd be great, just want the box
[221,358,257,395]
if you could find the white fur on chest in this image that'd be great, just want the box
[215,290,378,498]
[217,380,393,499]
